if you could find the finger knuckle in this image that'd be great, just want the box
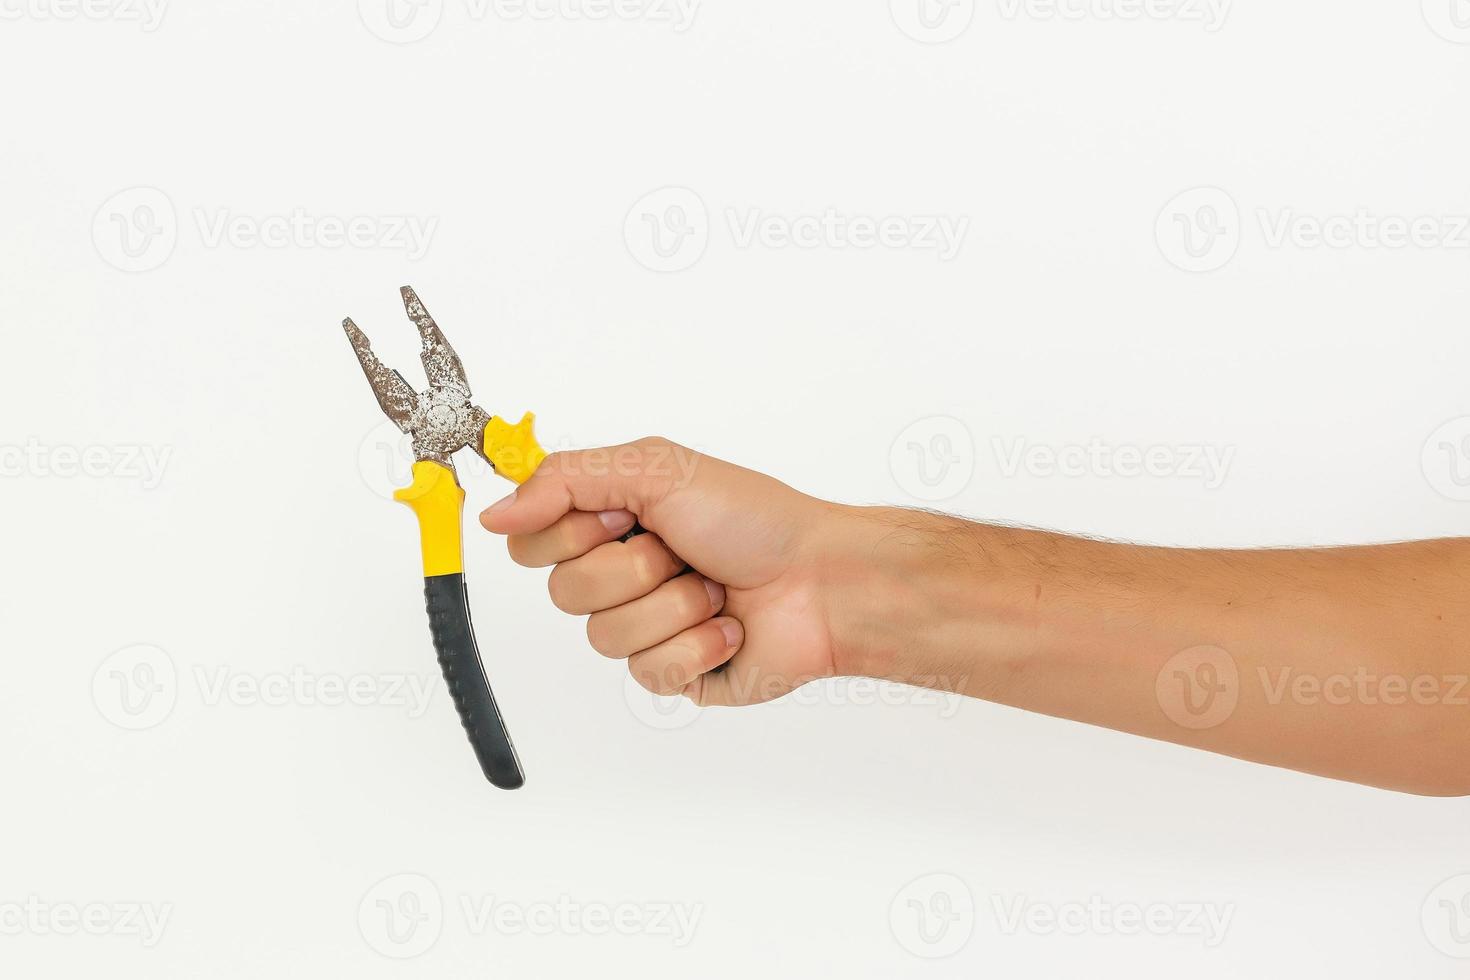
[677,579,711,621]
[546,565,583,613]
[628,661,666,695]
[695,632,729,672]
[555,518,584,558]
[635,657,691,697]
[584,616,624,659]
[506,535,538,568]
[666,653,704,693]
[628,539,666,590]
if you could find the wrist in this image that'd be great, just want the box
[814,506,1041,695]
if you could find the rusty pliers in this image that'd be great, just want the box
[343,286,548,789]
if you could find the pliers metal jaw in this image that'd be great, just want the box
[343,286,546,789]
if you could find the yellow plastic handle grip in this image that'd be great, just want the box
[483,412,548,485]
[394,414,546,576]
[394,460,465,577]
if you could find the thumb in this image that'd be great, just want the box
[478,437,697,536]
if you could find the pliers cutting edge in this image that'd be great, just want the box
[343,286,546,789]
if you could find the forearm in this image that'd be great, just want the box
[822,507,1470,796]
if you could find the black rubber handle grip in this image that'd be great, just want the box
[423,573,525,789]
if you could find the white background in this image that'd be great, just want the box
[2,0,1469,976]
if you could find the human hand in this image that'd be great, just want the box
[478,438,851,706]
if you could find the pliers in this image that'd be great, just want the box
[342,286,547,789]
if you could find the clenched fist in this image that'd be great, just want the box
[479,438,850,706]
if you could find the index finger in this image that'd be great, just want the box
[477,440,689,536]
[503,509,637,568]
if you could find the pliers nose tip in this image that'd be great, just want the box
[342,313,418,433]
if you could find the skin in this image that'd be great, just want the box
[480,437,1470,797]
